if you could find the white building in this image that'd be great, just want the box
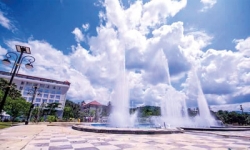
[0,71,70,117]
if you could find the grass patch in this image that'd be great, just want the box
[0,122,18,129]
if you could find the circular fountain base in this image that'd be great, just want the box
[181,126,250,131]
[72,124,184,134]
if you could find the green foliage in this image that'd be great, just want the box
[63,106,73,121]
[0,78,21,100]
[137,106,161,117]
[90,110,95,117]
[216,110,250,125]
[4,97,30,122]
[63,100,81,119]
[47,115,56,123]
[43,102,61,116]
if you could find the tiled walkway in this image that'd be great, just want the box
[0,125,250,150]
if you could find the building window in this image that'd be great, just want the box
[56,90,61,94]
[43,94,48,98]
[34,83,38,86]
[55,95,60,99]
[53,86,56,89]
[26,82,32,85]
[29,97,33,101]
[55,100,59,103]
[49,99,54,103]
[40,84,45,88]
[46,85,50,88]
[36,98,41,102]
[21,81,24,85]
[19,86,23,90]
[37,93,42,97]
[44,89,49,93]
[51,90,55,94]
[23,91,29,96]
[42,99,47,103]
[50,95,55,98]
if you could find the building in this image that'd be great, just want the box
[0,71,70,117]
[81,100,108,122]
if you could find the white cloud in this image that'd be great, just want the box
[200,0,217,12]
[1,0,250,112]
[0,45,7,58]
[234,37,250,57]
[0,11,13,30]
[72,28,84,43]
[82,23,90,31]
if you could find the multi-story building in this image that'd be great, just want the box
[0,71,70,117]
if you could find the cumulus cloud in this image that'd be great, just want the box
[1,0,249,111]
[0,11,13,30]
[234,37,250,57]
[200,0,217,12]
[72,28,84,43]
[82,23,90,31]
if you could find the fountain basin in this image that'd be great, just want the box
[72,124,184,134]
[181,126,250,131]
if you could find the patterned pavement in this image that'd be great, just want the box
[22,126,250,150]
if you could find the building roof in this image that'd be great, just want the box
[0,70,70,86]
[84,100,102,106]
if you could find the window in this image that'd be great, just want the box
[42,99,47,103]
[26,82,32,85]
[21,81,24,85]
[56,90,61,94]
[40,84,45,88]
[19,86,23,90]
[29,97,33,101]
[36,98,41,102]
[43,94,48,98]
[34,103,39,107]
[50,95,55,98]
[46,85,50,88]
[49,99,54,103]
[37,93,42,97]
[23,91,29,96]
[23,97,28,100]
[44,89,49,93]
[34,83,38,86]
[55,95,60,99]
[51,90,55,94]
[55,100,59,103]
[53,86,56,89]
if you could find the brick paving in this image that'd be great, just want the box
[0,125,249,150]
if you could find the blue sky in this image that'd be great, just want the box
[0,0,250,112]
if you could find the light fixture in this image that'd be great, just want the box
[16,45,31,54]
[25,63,33,69]
[2,58,11,65]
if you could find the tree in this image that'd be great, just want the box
[44,102,61,116]
[63,106,73,121]
[63,100,81,119]
[4,97,30,121]
[0,78,21,101]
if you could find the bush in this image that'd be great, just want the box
[47,115,56,123]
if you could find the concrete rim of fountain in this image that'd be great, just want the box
[72,124,184,134]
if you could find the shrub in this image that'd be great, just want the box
[47,115,56,123]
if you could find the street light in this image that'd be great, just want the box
[25,86,39,125]
[0,45,35,114]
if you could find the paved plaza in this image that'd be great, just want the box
[0,125,249,150]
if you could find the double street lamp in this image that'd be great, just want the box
[0,45,35,114]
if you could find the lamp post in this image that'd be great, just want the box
[0,45,35,114]
[25,86,38,125]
